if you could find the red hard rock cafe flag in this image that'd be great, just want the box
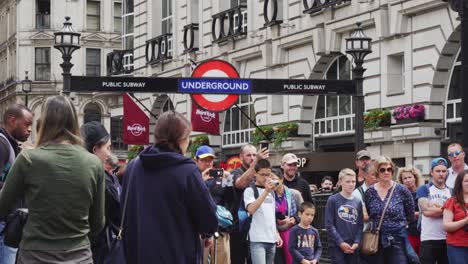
[123,93,149,144]
[191,102,220,135]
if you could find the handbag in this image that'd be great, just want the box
[102,160,136,264]
[2,208,28,248]
[361,183,396,255]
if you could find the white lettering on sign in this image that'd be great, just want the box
[195,109,216,122]
[127,123,146,137]
[103,82,146,88]
[297,157,308,168]
[283,84,326,90]
[180,81,249,91]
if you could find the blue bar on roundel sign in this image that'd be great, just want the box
[178,78,252,94]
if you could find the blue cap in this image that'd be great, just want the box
[195,145,215,159]
[431,157,448,170]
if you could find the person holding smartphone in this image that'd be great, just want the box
[194,145,234,264]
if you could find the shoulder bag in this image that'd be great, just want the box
[361,183,396,255]
[102,159,136,264]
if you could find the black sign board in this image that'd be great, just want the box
[70,76,356,95]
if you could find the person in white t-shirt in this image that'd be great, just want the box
[446,143,468,189]
[416,157,451,264]
[244,159,283,264]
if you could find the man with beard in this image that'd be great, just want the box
[281,153,314,203]
[230,144,269,264]
[0,104,33,264]
[355,149,371,188]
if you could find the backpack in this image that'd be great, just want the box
[216,205,234,229]
[237,185,259,233]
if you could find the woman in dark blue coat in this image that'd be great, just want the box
[122,111,218,264]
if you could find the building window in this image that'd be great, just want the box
[123,0,134,49]
[86,49,101,76]
[36,0,50,29]
[87,0,101,31]
[223,95,255,147]
[387,54,405,95]
[111,116,127,150]
[114,1,122,32]
[84,103,102,123]
[162,0,173,56]
[314,56,353,136]
[446,52,462,123]
[35,48,50,81]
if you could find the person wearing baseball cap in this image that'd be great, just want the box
[195,145,216,181]
[416,157,451,264]
[281,153,314,204]
[355,149,372,188]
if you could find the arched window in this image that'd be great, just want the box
[222,95,255,147]
[314,56,353,136]
[446,52,461,123]
[84,103,102,124]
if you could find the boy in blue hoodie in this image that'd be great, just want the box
[289,202,322,264]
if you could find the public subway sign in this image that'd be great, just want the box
[71,76,356,95]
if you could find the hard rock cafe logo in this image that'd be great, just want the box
[127,123,146,137]
[196,109,216,123]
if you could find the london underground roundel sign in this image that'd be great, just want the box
[191,60,240,112]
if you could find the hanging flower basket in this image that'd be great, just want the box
[393,104,425,124]
[364,109,391,129]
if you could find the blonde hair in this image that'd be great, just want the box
[397,166,422,187]
[447,143,462,152]
[36,96,82,147]
[338,168,356,181]
[373,156,395,177]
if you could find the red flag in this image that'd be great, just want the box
[123,93,149,145]
[191,102,220,135]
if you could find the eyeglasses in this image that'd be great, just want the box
[448,150,463,157]
[258,173,271,177]
[379,167,393,173]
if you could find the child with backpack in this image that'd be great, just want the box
[288,202,322,264]
[244,159,283,264]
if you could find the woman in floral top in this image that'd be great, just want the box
[364,156,415,264]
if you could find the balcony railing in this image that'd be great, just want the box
[303,0,350,14]
[145,33,173,65]
[314,114,355,137]
[183,23,199,53]
[222,128,255,148]
[106,50,134,76]
[211,5,247,43]
[36,14,50,29]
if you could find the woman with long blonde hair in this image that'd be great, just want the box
[0,96,105,263]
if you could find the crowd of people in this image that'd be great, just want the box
[0,101,465,264]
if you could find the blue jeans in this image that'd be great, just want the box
[250,242,276,264]
[328,246,358,264]
[0,222,17,264]
[447,245,468,264]
[367,235,407,264]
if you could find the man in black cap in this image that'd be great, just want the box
[355,150,371,188]
[81,121,120,263]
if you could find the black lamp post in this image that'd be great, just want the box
[21,71,32,107]
[446,0,468,146]
[53,16,81,96]
[346,22,373,152]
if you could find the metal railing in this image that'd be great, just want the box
[106,50,134,76]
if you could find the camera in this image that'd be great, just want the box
[209,169,224,178]
[276,212,286,220]
[260,140,269,151]
[271,179,280,186]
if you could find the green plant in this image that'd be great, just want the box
[128,145,144,161]
[364,109,391,129]
[252,125,274,145]
[188,135,209,157]
[272,122,299,148]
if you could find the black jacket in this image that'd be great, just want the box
[283,176,315,204]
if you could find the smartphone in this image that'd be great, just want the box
[209,169,224,178]
[260,141,269,150]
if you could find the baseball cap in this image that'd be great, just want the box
[356,150,371,160]
[282,153,298,164]
[195,145,216,159]
[431,157,448,170]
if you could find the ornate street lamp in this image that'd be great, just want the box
[53,16,81,96]
[21,71,32,107]
[346,22,372,152]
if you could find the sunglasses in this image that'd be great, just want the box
[379,167,393,173]
[448,150,463,157]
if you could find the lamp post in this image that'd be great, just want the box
[21,71,32,107]
[53,16,81,96]
[346,22,372,152]
[446,0,468,146]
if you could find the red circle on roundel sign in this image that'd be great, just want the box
[191,60,240,112]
